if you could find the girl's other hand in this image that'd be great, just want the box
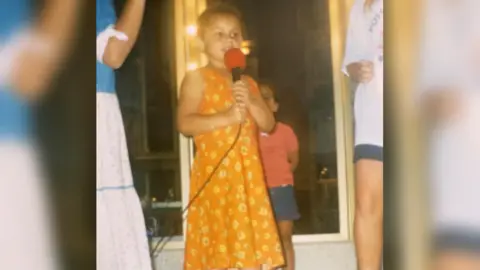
[347,60,374,83]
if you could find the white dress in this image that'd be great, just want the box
[96,93,152,270]
[96,4,152,268]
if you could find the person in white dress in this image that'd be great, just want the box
[0,0,78,269]
[96,0,152,269]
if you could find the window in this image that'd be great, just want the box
[115,0,184,243]
[193,0,353,242]
[118,0,354,249]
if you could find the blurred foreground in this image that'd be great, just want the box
[0,0,94,269]
[390,0,480,269]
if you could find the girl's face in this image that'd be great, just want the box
[265,97,279,113]
[260,86,279,113]
[201,15,243,68]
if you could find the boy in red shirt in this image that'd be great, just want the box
[258,82,300,270]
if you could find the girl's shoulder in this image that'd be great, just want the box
[182,68,205,87]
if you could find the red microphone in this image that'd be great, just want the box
[224,48,246,82]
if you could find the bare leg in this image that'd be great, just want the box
[277,221,295,270]
[354,159,383,270]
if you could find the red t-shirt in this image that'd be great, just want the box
[258,122,299,188]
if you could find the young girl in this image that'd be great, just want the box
[258,83,300,270]
[342,0,383,269]
[1,0,78,269]
[96,0,152,269]
[177,4,285,270]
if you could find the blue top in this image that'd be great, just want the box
[96,0,117,93]
[0,0,32,139]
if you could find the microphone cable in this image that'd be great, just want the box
[150,123,243,257]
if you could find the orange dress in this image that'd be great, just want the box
[184,67,285,270]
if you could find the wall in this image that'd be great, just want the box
[153,241,356,269]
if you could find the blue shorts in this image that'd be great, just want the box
[435,229,480,253]
[268,185,300,221]
[354,144,383,163]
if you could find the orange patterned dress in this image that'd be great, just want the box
[184,67,285,270]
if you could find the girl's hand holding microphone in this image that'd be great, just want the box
[229,79,250,124]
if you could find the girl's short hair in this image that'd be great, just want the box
[197,3,244,38]
[258,80,279,102]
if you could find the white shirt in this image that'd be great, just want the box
[419,0,480,232]
[343,0,384,147]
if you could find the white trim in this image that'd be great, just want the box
[329,0,356,240]
[293,233,349,243]
[175,0,207,238]
[151,201,182,209]
[174,0,192,237]
[151,238,185,252]
[327,0,355,241]
[96,25,128,63]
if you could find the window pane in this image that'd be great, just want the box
[149,169,181,203]
[223,0,341,235]
[115,0,183,239]
[143,0,176,154]
[149,169,183,238]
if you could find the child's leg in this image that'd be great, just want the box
[354,157,383,270]
[268,185,298,270]
[278,221,295,270]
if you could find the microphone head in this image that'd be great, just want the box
[224,48,246,72]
